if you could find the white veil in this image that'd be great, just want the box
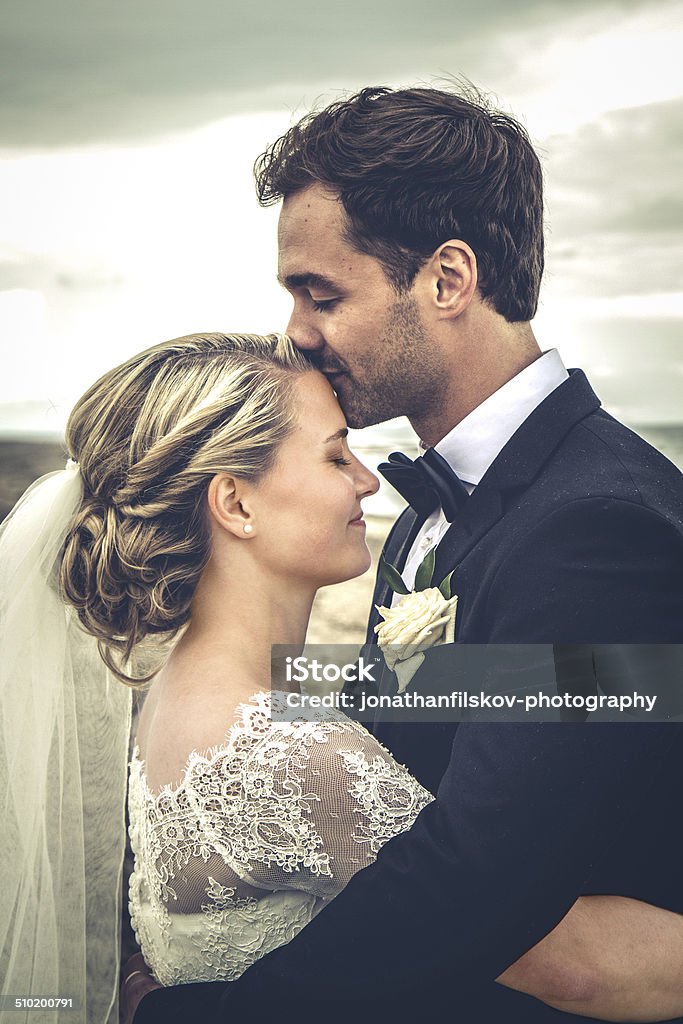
[0,463,132,1023]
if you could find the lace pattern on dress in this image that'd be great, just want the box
[128,691,433,985]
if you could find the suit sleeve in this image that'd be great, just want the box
[135,496,683,1022]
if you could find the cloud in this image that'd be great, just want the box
[1,0,681,423]
[1,0,666,147]
[546,98,683,233]
[0,253,123,292]
[543,97,683,298]
[546,316,683,423]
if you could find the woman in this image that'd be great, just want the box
[5,332,683,1024]
[1,332,432,1022]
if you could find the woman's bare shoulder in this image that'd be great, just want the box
[134,666,266,793]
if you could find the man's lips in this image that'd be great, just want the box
[349,512,366,527]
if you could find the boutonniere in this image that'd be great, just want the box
[374,548,458,694]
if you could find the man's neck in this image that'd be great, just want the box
[411,326,542,447]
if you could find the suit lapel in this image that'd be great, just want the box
[365,506,423,643]
[433,368,601,583]
[432,473,503,585]
[364,507,426,714]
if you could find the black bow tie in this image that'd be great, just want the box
[377,448,470,522]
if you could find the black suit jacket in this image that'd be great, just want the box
[136,370,683,1024]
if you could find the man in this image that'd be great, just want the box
[133,87,683,1022]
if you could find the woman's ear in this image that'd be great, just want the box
[206,473,256,538]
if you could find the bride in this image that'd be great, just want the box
[6,331,682,1024]
[0,332,433,1023]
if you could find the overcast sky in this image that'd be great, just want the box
[1,0,681,432]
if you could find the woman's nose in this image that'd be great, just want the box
[357,462,380,499]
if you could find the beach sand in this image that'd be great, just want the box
[0,439,392,644]
[0,438,68,521]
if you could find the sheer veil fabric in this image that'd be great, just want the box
[0,465,132,1023]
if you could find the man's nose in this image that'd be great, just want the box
[286,307,324,352]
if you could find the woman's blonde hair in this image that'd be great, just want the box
[60,332,311,685]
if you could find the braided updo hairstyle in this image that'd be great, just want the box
[60,332,311,685]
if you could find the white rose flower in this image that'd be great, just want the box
[374,587,458,692]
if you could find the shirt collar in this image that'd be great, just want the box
[419,349,569,486]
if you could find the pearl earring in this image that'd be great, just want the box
[243,523,253,534]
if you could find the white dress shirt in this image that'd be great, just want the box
[394,349,569,599]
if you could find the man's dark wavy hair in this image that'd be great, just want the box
[255,85,544,323]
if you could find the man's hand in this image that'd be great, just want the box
[120,953,162,1024]
[497,895,683,1021]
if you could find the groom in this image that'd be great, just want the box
[134,88,683,1021]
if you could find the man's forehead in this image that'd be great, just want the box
[277,215,353,290]
[278,184,346,244]
[277,186,371,287]
[281,182,342,217]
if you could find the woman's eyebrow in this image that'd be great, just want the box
[323,428,349,443]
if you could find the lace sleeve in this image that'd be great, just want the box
[183,692,434,901]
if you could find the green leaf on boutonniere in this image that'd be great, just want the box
[379,554,410,595]
[414,547,436,592]
[438,570,455,600]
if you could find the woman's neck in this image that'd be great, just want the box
[164,562,314,693]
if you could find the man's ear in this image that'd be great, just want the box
[426,240,478,318]
[206,473,256,538]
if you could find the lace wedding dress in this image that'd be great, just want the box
[128,691,433,986]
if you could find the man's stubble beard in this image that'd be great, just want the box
[336,296,444,430]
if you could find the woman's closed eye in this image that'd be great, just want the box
[332,456,352,466]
